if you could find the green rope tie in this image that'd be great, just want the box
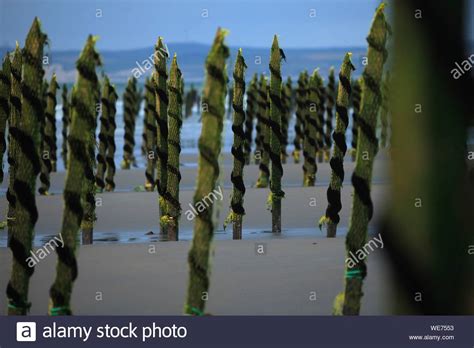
[8,301,32,312]
[50,306,72,316]
[185,305,204,316]
[345,269,363,279]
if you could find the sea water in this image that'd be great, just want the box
[52,98,362,171]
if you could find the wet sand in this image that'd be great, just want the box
[0,238,391,315]
[0,153,392,315]
[0,159,389,240]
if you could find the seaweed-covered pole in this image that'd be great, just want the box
[38,80,48,193]
[320,53,355,238]
[50,82,58,172]
[225,49,246,239]
[256,76,269,188]
[302,70,318,187]
[105,85,118,192]
[161,54,182,241]
[0,53,11,184]
[61,84,70,169]
[6,18,46,315]
[134,85,143,155]
[227,86,233,119]
[184,84,197,118]
[379,72,390,149]
[381,0,473,315]
[80,40,101,245]
[316,77,326,162]
[39,74,59,195]
[141,107,147,156]
[244,73,257,165]
[341,4,389,315]
[280,76,292,163]
[144,76,157,191]
[292,72,305,163]
[95,75,111,192]
[49,35,101,315]
[7,44,21,240]
[253,74,265,165]
[325,67,336,161]
[268,36,285,233]
[185,29,229,316]
[350,78,362,161]
[121,77,136,169]
[153,37,169,234]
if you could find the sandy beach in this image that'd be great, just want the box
[0,238,391,315]
[0,152,392,315]
[1,6,472,348]
[0,155,389,241]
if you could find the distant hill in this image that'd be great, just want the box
[0,43,369,83]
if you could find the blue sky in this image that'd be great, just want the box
[1,0,385,50]
[1,0,473,51]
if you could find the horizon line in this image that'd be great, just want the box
[0,40,369,53]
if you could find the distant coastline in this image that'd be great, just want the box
[0,43,370,84]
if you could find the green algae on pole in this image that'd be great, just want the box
[316,74,326,163]
[320,53,355,238]
[302,70,318,187]
[95,75,111,192]
[184,84,197,118]
[185,28,229,315]
[350,78,362,161]
[50,84,58,173]
[38,80,49,194]
[105,84,118,192]
[49,35,101,315]
[0,53,11,184]
[225,48,247,239]
[6,44,21,238]
[61,84,70,169]
[268,36,285,233]
[244,73,257,165]
[325,67,336,161]
[46,76,60,175]
[379,72,391,149]
[153,37,169,233]
[383,0,472,314]
[253,74,265,165]
[280,76,292,164]
[141,111,147,156]
[6,18,46,315]
[162,54,183,241]
[341,3,389,315]
[255,75,269,188]
[292,72,305,163]
[133,85,143,156]
[81,42,101,246]
[227,86,233,119]
[144,76,157,191]
[121,77,137,169]
[39,74,59,195]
